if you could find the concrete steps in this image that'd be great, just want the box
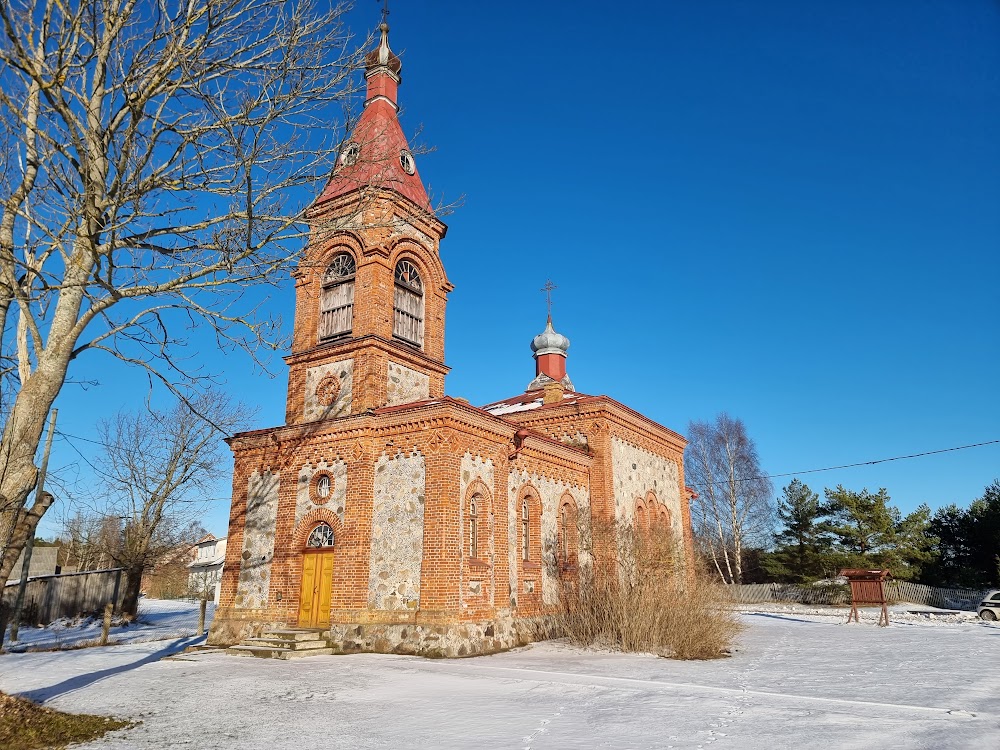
[226,629,333,659]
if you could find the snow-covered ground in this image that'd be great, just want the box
[2,598,215,652]
[0,600,998,748]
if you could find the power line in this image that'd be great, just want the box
[689,438,1000,489]
[54,429,109,447]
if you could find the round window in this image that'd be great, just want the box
[399,149,415,175]
[312,472,333,504]
[316,475,331,498]
[340,141,361,167]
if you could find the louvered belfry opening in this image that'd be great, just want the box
[393,259,424,346]
[319,253,356,340]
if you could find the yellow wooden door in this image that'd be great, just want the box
[298,552,334,628]
[316,553,334,628]
[298,554,318,625]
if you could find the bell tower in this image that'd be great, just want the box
[285,22,451,425]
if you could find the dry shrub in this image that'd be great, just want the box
[560,521,743,659]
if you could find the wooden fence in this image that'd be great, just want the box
[2,568,125,626]
[725,581,988,610]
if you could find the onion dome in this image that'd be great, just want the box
[530,317,571,357]
[365,22,402,77]
[527,316,573,392]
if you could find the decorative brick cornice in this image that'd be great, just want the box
[284,334,451,376]
[306,188,447,240]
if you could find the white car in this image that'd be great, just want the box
[978,590,1000,621]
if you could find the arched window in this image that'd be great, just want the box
[521,500,530,561]
[560,504,569,560]
[635,502,648,535]
[306,522,335,548]
[468,496,479,559]
[393,259,424,346]
[319,253,356,340]
[559,497,578,565]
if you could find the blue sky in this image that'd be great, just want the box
[39,1,999,538]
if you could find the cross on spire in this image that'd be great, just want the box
[379,0,390,23]
[541,279,557,321]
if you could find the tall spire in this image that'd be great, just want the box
[313,18,430,210]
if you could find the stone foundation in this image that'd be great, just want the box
[208,607,289,647]
[326,614,562,658]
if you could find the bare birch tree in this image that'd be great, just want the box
[685,414,773,584]
[0,0,371,584]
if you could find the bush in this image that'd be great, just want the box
[559,521,743,660]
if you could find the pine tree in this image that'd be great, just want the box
[766,479,832,582]
[823,485,898,564]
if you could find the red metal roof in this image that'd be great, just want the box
[314,25,431,211]
[481,390,600,416]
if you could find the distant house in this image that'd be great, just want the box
[140,544,192,599]
[188,535,227,604]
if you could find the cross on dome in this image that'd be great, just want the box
[527,281,573,392]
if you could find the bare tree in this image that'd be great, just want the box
[77,392,249,615]
[0,0,371,583]
[685,413,773,584]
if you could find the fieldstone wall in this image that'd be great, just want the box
[610,436,682,533]
[234,470,279,610]
[296,459,348,524]
[303,358,353,421]
[386,361,430,406]
[460,453,495,608]
[368,452,426,610]
[507,469,591,606]
[326,613,562,658]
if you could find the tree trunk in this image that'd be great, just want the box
[0,328,80,583]
[121,563,145,617]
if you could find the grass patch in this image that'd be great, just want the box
[0,691,133,750]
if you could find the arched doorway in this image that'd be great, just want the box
[298,522,335,628]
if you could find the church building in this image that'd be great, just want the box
[209,22,694,656]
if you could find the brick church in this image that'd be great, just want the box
[209,22,694,656]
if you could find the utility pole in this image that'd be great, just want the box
[8,409,58,643]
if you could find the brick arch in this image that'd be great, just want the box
[306,232,365,279]
[657,502,672,530]
[634,497,650,533]
[558,491,580,569]
[516,483,542,566]
[389,238,444,292]
[464,478,493,562]
[292,508,346,551]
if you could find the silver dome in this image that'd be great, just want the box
[530,318,570,357]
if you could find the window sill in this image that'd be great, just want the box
[522,562,541,571]
[391,335,423,350]
[466,558,491,569]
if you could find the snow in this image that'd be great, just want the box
[2,598,214,652]
[486,400,543,416]
[0,601,998,748]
